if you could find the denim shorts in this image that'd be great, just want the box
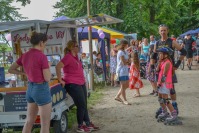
[26,82,52,106]
[119,76,129,81]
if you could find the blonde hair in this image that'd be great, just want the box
[132,51,140,70]
[64,40,77,55]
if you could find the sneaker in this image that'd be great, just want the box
[87,122,100,131]
[76,125,91,133]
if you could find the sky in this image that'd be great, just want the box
[12,0,60,21]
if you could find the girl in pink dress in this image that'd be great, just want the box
[129,51,143,97]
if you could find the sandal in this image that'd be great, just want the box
[133,94,141,98]
[123,101,131,105]
[114,97,123,102]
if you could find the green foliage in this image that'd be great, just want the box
[0,0,27,22]
[54,0,199,38]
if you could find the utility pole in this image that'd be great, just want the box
[87,0,94,90]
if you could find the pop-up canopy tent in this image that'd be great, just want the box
[77,27,111,82]
[100,26,136,42]
[92,26,124,39]
[78,26,110,41]
[180,29,197,37]
[193,28,199,34]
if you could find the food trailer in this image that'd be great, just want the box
[0,14,123,133]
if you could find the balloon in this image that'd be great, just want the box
[97,29,103,34]
[116,39,120,44]
[110,39,116,44]
[99,32,105,39]
[5,34,11,41]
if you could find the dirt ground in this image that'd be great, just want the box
[70,62,199,133]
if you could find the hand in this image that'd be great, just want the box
[173,67,177,70]
[59,79,66,88]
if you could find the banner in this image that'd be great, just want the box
[11,28,66,47]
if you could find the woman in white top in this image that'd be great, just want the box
[114,39,131,105]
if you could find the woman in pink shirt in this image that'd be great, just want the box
[8,32,52,133]
[56,40,99,133]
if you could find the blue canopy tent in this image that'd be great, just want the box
[193,28,199,34]
[180,30,195,37]
[53,16,71,21]
[53,16,111,82]
[78,27,111,81]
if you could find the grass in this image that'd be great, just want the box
[3,82,106,133]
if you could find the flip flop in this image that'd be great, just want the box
[123,101,131,105]
[114,97,123,102]
[133,94,141,98]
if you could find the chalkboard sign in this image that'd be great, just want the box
[4,92,27,112]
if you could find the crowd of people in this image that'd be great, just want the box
[7,24,199,132]
[111,24,191,125]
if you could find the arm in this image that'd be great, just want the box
[163,62,170,76]
[43,68,51,82]
[8,62,26,75]
[141,44,143,54]
[160,62,170,83]
[120,55,129,65]
[172,40,187,68]
[56,61,65,86]
[126,46,133,51]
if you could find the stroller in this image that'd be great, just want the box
[139,55,147,79]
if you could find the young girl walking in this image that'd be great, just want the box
[129,51,143,97]
[156,47,182,125]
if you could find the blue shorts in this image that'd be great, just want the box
[26,82,52,106]
[119,76,129,81]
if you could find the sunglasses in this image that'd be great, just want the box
[159,24,168,28]
[74,45,79,47]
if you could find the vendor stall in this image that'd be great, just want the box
[0,14,123,132]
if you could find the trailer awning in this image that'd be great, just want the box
[0,14,123,33]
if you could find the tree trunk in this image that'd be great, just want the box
[149,2,155,23]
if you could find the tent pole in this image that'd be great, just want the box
[87,0,94,91]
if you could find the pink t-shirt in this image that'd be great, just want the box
[61,52,85,85]
[16,48,49,83]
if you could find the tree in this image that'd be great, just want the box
[0,0,31,22]
[54,0,199,38]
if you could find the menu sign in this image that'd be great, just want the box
[4,92,27,112]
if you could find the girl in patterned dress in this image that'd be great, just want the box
[129,51,143,97]
[110,46,118,87]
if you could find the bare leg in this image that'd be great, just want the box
[162,94,175,112]
[150,82,157,92]
[22,103,38,133]
[170,93,176,101]
[111,73,114,86]
[188,58,192,66]
[116,81,128,101]
[159,94,166,110]
[136,89,140,96]
[39,102,52,133]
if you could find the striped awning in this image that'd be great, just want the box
[92,26,124,39]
